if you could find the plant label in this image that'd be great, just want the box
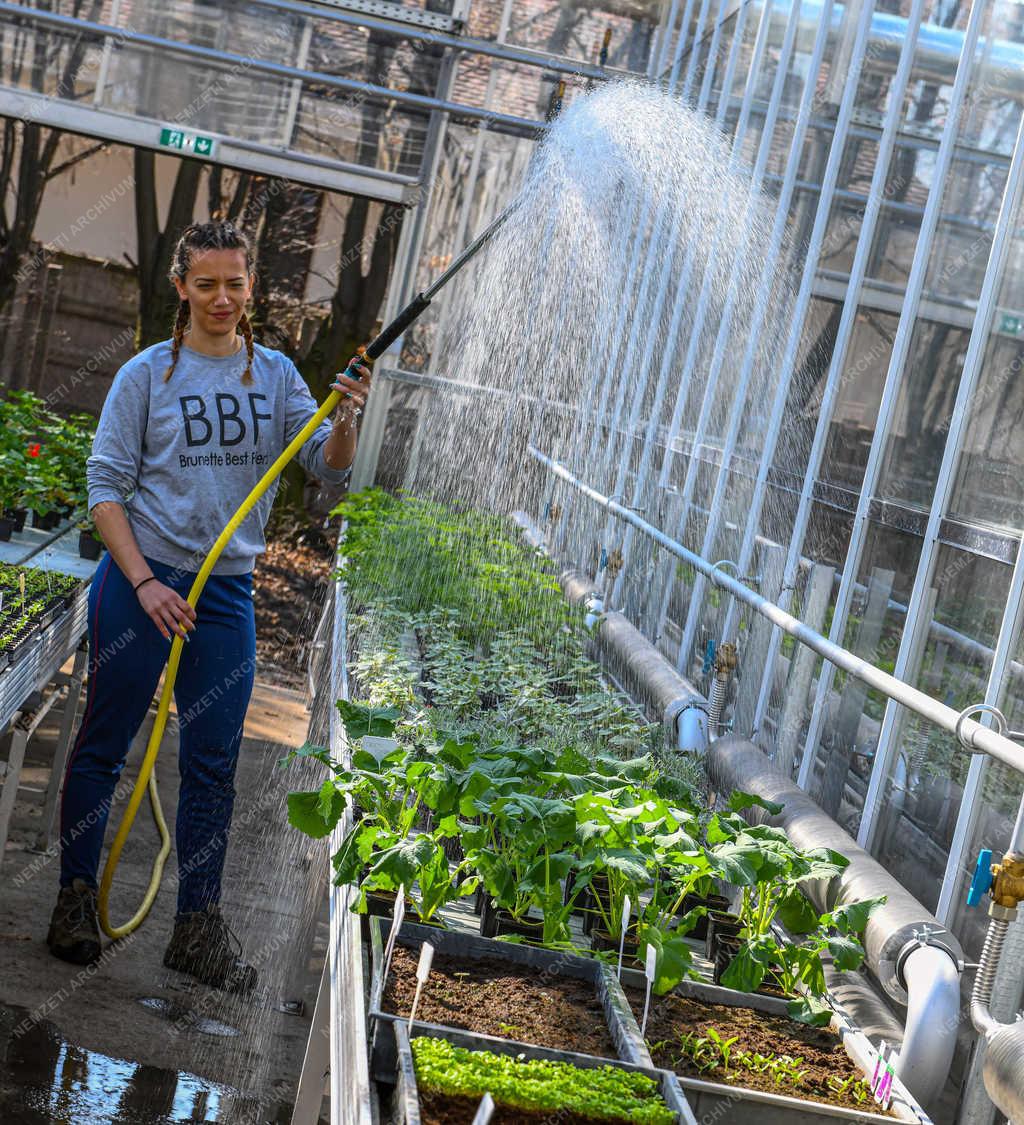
[408,942,434,1032]
[617,894,631,980]
[416,942,434,984]
[383,890,406,984]
[471,1093,494,1124]
[641,942,657,1037]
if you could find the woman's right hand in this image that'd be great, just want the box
[136,579,197,642]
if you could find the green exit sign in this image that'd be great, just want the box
[159,127,216,157]
[999,311,1024,336]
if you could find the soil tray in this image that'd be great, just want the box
[369,917,650,1082]
[388,1020,695,1124]
[624,979,930,1124]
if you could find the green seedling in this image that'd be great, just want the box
[412,1036,676,1124]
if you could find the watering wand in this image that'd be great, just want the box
[97,203,515,939]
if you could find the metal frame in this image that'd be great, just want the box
[530,446,1024,778]
[744,0,926,748]
[868,97,1024,916]
[795,0,987,794]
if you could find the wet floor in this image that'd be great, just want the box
[0,1003,289,1124]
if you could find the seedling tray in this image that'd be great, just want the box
[622,977,931,1124]
[368,917,652,1082]
[388,1020,695,1124]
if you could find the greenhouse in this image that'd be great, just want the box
[1,0,1024,1122]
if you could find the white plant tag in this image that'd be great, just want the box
[641,942,657,1037]
[471,1093,494,1124]
[382,889,406,986]
[408,942,434,1032]
[617,894,632,981]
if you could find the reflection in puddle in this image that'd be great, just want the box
[0,1003,244,1123]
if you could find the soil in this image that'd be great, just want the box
[627,987,895,1116]
[383,945,616,1058]
[418,1090,639,1124]
[253,531,333,684]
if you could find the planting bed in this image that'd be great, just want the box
[384,944,615,1056]
[368,918,650,1082]
[391,1024,688,1125]
[632,986,883,1111]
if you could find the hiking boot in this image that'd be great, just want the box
[163,904,258,994]
[47,879,101,965]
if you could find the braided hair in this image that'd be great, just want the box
[164,221,255,385]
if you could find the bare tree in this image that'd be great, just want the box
[0,0,105,350]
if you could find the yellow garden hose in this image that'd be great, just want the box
[97,388,342,939]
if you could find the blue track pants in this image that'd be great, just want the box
[59,553,256,917]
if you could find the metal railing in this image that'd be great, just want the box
[529,445,1024,781]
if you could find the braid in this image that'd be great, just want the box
[163,300,191,382]
[238,312,255,386]
[165,220,256,383]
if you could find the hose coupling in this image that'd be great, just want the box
[605,548,624,578]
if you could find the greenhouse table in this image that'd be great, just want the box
[0,561,97,870]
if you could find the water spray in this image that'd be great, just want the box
[97,203,516,939]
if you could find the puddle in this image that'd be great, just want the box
[0,1003,272,1123]
[138,997,242,1038]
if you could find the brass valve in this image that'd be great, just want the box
[605,548,624,578]
[714,641,738,677]
[549,503,561,522]
[991,853,1024,909]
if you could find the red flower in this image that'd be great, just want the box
[26,443,41,457]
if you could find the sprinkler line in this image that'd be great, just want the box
[97,205,513,939]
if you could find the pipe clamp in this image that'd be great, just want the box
[894,931,963,992]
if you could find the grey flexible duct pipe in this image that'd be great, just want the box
[970,913,1024,1120]
[706,736,963,1111]
[558,568,708,754]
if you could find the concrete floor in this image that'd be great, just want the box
[0,662,332,1124]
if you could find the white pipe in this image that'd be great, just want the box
[677,703,708,755]
[896,944,961,1109]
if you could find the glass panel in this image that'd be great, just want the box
[869,548,1010,913]
[804,522,922,831]
[819,308,900,493]
[876,320,971,511]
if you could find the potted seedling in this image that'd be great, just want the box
[77,516,103,560]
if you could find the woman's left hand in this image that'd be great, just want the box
[330,357,372,424]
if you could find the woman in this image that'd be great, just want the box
[47,220,371,992]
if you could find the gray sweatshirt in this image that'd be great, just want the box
[86,339,350,575]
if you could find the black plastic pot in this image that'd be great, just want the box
[705,909,742,959]
[361,889,422,944]
[0,517,12,542]
[590,925,643,967]
[478,896,545,941]
[681,892,730,941]
[579,874,612,936]
[3,507,26,533]
[78,531,102,560]
[31,510,59,531]
[712,936,786,996]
